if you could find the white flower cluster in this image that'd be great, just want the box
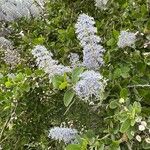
[136,117,148,131]
[74,70,107,101]
[32,45,71,78]
[0,0,45,21]
[135,117,150,143]
[136,135,150,143]
[117,31,136,48]
[0,37,20,67]
[95,0,109,10]
[48,127,78,144]
[75,14,105,70]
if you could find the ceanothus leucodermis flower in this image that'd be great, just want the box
[32,45,71,79]
[75,13,105,70]
[48,127,78,144]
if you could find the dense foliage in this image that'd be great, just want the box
[0,0,150,149]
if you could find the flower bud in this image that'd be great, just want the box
[136,135,142,142]
[138,125,145,131]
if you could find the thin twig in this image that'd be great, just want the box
[128,84,150,88]
[0,102,18,143]
[64,99,76,115]
[99,134,110,140]
[126,142,132,150]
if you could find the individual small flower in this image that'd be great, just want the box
[131,131,135,136]
[141,121,147,127]
[95,0,109,10]
[74,70,107,101]
[138,124,146,131]
[75,14,105,70]
[32,45,71,78]
[136,135,142,142]
[89,101,95,105]
[48,127,78,144]
[145,138,150,144]
[117,31,136,48]
[119,98,125,103]
[19,31,24,37]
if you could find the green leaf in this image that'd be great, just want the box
[120,88,128,99]
[109,141,120,150]
[142,141,150,149]
[63,89,75,107]
[5,81,13,88]
[59,81,68,90]
[22,83,30,92]
[52,75,64,89]
[113,68,122,78]
[126,129,134,140]
[25,68,32,75]
[113,29,119,39]
[133,102,141,114]
[81,139,88,150]
[130,119,136,126]
[33,37,45,45]
[109,100,118,109]
[35,69,44,76]
[15,73,25,82]
[99,142,105,150]
[66,144,81,150]
[105,51,111,63]
[117,112,128,122]
[120,66,130,78]
[106,38,115,46]
[120,118,131,133]
[72,67,84,84]
[85,130,95,139]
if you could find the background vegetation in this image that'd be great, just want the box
[0,0,150,149]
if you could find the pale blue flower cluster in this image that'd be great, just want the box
[0,37,12,49]
[0,0,45,21]
[75,14,105,70]
[74,70,107,101]
[117,31,136,48]
[48,127,78,144]
[69,53,80,68]
[3,48,20,67]
[0,37,20,67]
[32,45,71,78]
